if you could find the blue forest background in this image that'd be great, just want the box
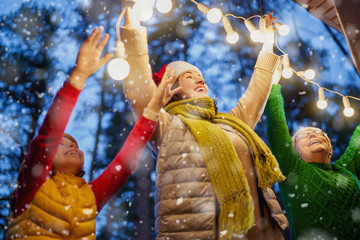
[1,0,360,239]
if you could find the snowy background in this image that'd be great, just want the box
[1,0,359,239]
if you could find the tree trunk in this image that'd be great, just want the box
[134,149,154,240]
[89,76,106,181]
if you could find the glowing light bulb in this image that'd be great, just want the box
[156,0,172,13]
[140,8,153,21]
[207,8,222,23]
[132,0,155,21]
[107,58,130,81]
[226,32,239,44]
[250,30,263,42]
[343,96,354,117]
[304,69,315,80]
[275,22,290,36]
[344,107,354,117]
[282,68,293,79]
[317,100,327,109]
[278,24,290,36]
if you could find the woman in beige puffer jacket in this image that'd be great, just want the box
[120,10,288,240]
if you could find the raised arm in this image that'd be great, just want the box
[12,27,113,217]
[230,52,279,128]
[121,11,157,120]
[336,125,360,177]
[90,68,181,211]
[265,84,299,176]
[229,14,279,128]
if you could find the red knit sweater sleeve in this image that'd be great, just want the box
[89,115,156,212]
[11,82,81,217]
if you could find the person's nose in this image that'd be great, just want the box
[308,133,318,139]
[195,76,205,85]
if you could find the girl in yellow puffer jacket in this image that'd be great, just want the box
[6,26,181,240]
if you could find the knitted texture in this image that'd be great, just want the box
[165,97,285,239]
[266,84,360,240]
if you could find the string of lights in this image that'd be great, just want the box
[107,0,360,117]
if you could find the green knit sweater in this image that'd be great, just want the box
[266,84,360,240]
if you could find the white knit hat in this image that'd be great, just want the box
[167,61,202,77]
[153,61,202,85]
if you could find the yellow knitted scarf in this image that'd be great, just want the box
[164,97,285,239]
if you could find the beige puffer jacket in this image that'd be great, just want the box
[153,114,288,240]
[120,21,288,240]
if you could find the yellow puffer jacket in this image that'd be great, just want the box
[6,173,97,240]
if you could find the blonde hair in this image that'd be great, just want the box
[292,127,332,158]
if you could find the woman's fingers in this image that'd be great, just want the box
[153,67,180,106]
[169,70,177,83]
[160,68,177,89]
[87,26,107,48]
[87,27,98,44]
[93,26,104,45]
[163,69,176,84]
[169,86,182,97]
[97,33,110,51]
[165,84,172,97]
[162,68,170,81]
[98,53,114,68]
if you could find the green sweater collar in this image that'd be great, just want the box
[308,162,332,170]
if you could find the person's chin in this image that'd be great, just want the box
[309,145,327,153]
[66,156,83,164]
[194,93,208,98]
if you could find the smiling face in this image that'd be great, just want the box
[292,127,332,163]
[52,135,84,176]
[177,71,209,98]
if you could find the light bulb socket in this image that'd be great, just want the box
[282,54,291,69]
[197,3,210,15]
[318,88,325,101]
[244,19,256,33]
[222,16,233,33]
[123,1,137,27]
[342,96,351,109]
[115,40,126,58]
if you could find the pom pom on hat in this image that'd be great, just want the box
[152,64,168,85]
[152,61,202,85]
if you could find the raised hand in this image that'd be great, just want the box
[262,12,277,53]
[146,68,182,113]
[68,26,113,89]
